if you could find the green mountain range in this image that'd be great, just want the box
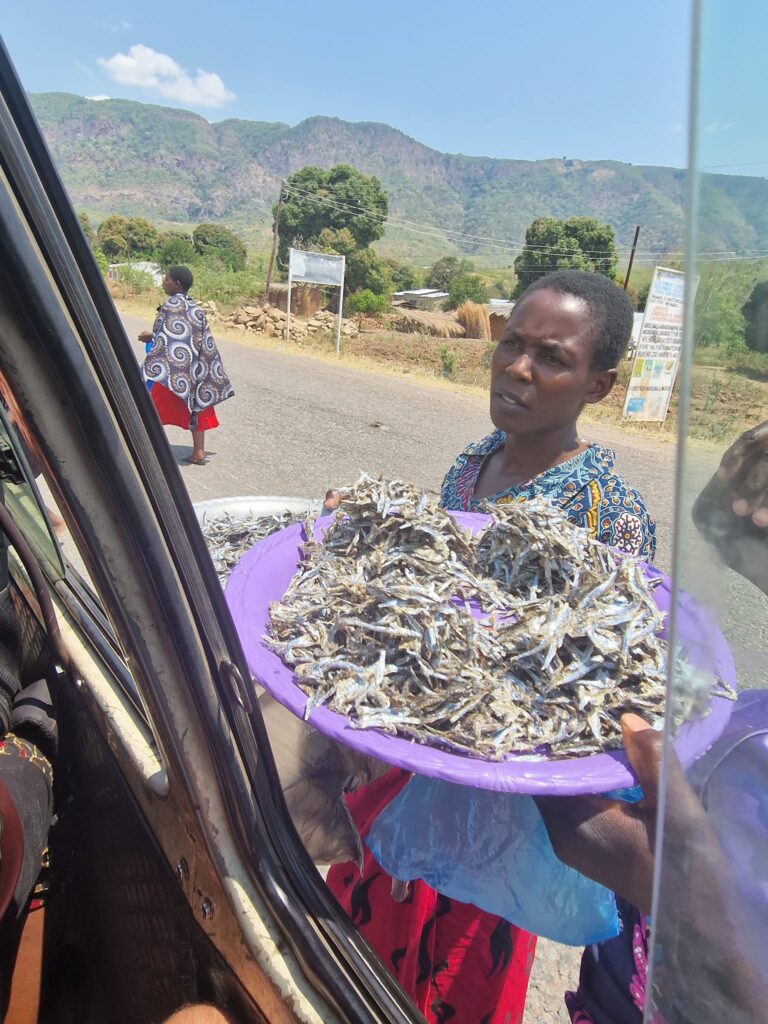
[29,91,768,264]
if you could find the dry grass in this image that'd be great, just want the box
[391,308,465,339]
[456,301,491,341]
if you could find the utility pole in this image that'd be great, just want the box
[624,225,641,291]
[264,181,285,299]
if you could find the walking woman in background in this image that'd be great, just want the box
[140,266,234,465]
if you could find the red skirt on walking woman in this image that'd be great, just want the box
[326,769,536,1024]
[151,382,219,430]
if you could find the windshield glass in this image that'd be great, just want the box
[646,1,768,1019]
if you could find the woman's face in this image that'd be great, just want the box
[490,288,617,437]
[163,273,182,295]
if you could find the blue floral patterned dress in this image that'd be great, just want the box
[440,429,656,561]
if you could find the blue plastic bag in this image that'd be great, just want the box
[366,776,620,946]
[144,340,153,391]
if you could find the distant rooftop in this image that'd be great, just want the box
[394,288,450,299]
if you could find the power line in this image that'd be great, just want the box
[283,184,639,256]
[282,183,768,264]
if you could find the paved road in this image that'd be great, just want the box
[123,312,768,1021]
[125,307,768,689]
[125,313,680,558]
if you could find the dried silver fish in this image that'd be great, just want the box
[202,510,309,586]
[267,476,736,760]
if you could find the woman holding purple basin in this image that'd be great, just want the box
[325,270,656,1024]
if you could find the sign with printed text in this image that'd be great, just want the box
[623,267,687,423]
[288,248,345,287]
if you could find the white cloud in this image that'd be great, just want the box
[86,95,111,101]
[704,121,734,135]
[97,44,235,108]
[119,19,131,30]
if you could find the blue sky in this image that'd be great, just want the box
[2,0,694,167]
[696,0,768,176]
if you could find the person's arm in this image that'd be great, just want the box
[537,718,768,1021]
[693,420,768,593]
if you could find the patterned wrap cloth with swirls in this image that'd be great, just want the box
[142,294,234,414]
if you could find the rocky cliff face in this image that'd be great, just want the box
[29,92,768,257]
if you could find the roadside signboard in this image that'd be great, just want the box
[287,248,346,354]
[623,267,687,422]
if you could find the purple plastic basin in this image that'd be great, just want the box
[226,512,735,795]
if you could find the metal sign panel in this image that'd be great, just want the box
[286,248,346,354]
[623,267,687,422]
[288,248,345,287]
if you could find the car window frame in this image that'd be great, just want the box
[0,36,420,1024]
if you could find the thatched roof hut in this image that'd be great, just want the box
[488,301,515,341]
[392,308,465,339]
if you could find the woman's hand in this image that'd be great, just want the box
[715,420,768,525]
[535,714,713,915]
[138,330,152,343]
[323,489,341,513]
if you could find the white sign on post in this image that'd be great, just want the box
[623,267,687,423]
[286,248,346,354]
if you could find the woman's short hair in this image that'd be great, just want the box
[167,265,194,292]
[522,270,634,370]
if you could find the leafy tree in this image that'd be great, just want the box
[512,217,617,297]
[192,222,247,271]
[742,280,768,353]
[316,227,393,295]
[345,248,393,296]
[77,211,95,246]
[277,164,388,267]
[445,274,488,310]
[694,262,754,349]
[426,256,474,291]
[97,214,131,260]
[158,231,196,266]
[383,257,419,291]
[316,227,358,258]
[124,217,159,258]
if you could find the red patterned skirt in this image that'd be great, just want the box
[326,769,536,1024]
[151,383,219,431]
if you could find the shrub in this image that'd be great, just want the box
[93,248,109,274]
[115,266,156,294]
[439,345,457,377]
[189,263,265,307]
[345,290,390,316]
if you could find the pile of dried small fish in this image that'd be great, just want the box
[202,510,308,586]
[267,476,735,760]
